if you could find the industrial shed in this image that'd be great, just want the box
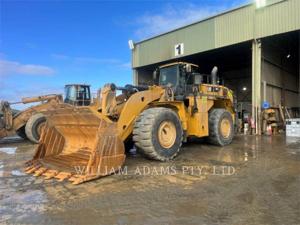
[131,0,300,134]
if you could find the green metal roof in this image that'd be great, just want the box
[132,0,300,68]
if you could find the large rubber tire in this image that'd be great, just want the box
[133,108,183,161]
[25,113,46,143]
[16,126,27,139]
[208,109,234,146]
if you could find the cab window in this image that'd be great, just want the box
[159,66,178,86]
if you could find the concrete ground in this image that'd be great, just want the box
[0,135,299,225]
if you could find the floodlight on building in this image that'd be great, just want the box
[256,0,266,8]
[242,87,247,91]
[128,40,135,50]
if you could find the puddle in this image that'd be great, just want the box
[0,136,24,145]
[2,189,48,206]
[244,152,248,161]
[285,137,300,155]
[0,160,3,177]
[11,170,25,176]
[0,147,17,155]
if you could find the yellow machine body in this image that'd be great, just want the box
[25,81,234,184]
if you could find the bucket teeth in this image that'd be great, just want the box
[42,170,59,179]
[25,160,35,167]
[68,175,80,182]
[54,172,72,182]
[68,175,87,185]
[33,167,48,177]
[24,165,35,173]
[25,164,41,174]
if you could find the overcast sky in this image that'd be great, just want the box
[0,0,250,109]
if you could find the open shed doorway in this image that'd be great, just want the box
[135,41,253,133]
[261,30,300,118]
[180,42,253,127]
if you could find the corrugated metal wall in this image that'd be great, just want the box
[215,5,254,48]
[256,0,300,38]
[133,0,300,68]
[133,19,215,68]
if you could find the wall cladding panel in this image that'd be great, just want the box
[133,0,300,68]
[132,20,215,67]
[215,6,254,48]
[256,0,300,38]
[285,91,299,107]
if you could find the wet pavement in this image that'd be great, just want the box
[0,135,300,225]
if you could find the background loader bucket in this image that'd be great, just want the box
[25,107,125,184]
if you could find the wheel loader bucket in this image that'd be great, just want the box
[25,107,125,184]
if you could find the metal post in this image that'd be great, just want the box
[298,31,300,107]
[133,69,138,86]
[252,39,262,135]
[263,80,267,102]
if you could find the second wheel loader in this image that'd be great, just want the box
[0,84,91,143]
[25,62,235,184]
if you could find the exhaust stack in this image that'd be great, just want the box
[211,66,218,85]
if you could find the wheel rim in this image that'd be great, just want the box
[220,118,231,138]
[158,121,176,148]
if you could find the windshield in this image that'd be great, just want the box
[77,86,90,101]
[159,66,178,86]
[64,86,77,101]
[64,86,90,101]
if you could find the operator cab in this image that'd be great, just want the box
[64,84,91,106]
[154,62,204,98]
[157,62,201,86]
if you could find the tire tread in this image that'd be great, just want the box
[133,108,183,161]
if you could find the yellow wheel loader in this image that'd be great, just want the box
[25,62,235,184]
[0,84,91,143]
